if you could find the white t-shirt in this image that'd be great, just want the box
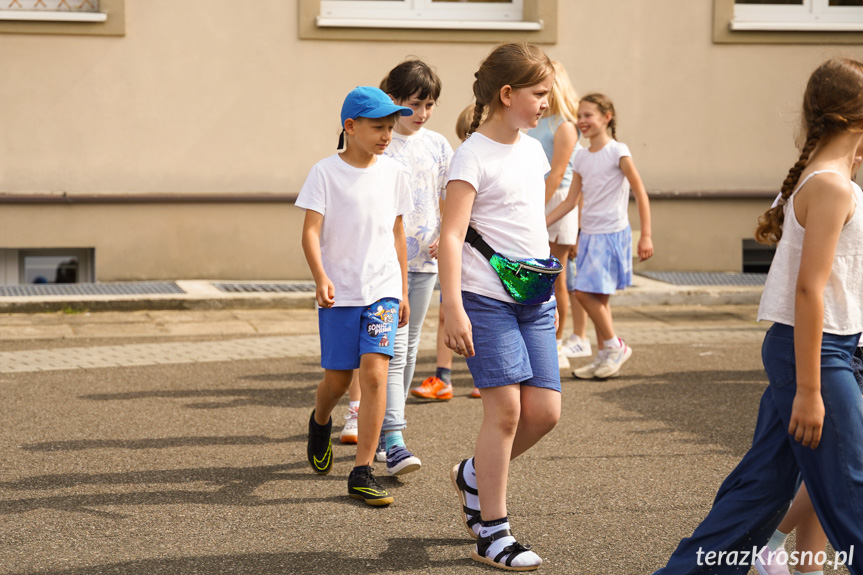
[384,128,453,273]
[296,154,413,307]
[447,132,551,303]
[571,139,632,234]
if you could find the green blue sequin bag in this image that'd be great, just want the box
[465,226,562,305]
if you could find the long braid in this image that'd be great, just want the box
[754,126,822,244]
[608,116,617,141]
[755,58,863,244]
[468,101,484,136]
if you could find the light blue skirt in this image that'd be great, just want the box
[574,226,632,295]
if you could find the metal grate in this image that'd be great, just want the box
[0,282,185,297]
[638,272,767,287]
[213,283,316,294]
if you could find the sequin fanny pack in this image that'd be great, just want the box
[465,226,562,305]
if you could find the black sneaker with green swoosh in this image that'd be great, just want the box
[307,410,333,475]
[348,465,393,506]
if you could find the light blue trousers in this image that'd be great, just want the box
[382,271,438,432]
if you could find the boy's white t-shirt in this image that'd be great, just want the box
[384,128,453,273]
[296,154,413,307]
[447,132,551,304]
[571,139,632,234]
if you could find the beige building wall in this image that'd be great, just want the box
[1,1,862,280]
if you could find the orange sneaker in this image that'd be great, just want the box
[470,387,481,398]
[411,376,453,401]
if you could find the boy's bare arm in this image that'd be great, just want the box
[620,157,653,262]
[394,215,410,327]
[301,210,335,307]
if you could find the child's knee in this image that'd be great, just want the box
[359,353,390,392]
[524,403,560,433]
[489,405,521,436]
[321,371,352,397]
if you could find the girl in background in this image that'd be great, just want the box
[440,42,561,571]
[547,93,653,380]
[526,61,590,370]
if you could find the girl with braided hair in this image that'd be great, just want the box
[654,57,863,575]
[439,42,560,571]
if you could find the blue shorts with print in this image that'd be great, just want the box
[575,226,633,295]
[461,291,561,392]
[318,298,399,370]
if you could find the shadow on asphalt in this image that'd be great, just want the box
[0,458,376,518]
[79,384,320,409]
[11,538,473,575]
[596,369,767,457]
[20,436,295,452]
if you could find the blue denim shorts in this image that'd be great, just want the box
[461,291,561,392]
[318,298,399,370]
[575,226,633,294]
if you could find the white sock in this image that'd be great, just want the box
[794,572,823,575]
[604,337,622,349]
[766,529,789,552]
[478,518,540,568]
[463,458,481,534]
[349,400,360,412]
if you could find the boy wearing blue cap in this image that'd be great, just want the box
[296,86,414,506]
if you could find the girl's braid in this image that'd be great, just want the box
[468,101,484,136]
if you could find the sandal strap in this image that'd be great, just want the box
[456,460,479,496]
[496,541,533,567]
[462,506,481,527]
[476,528,513,557]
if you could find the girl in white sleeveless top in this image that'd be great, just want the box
[654,58,863,575]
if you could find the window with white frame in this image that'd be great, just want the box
[732,0,863,31]
[318,0,541,31]
[0,0,106,22]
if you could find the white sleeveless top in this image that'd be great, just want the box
[757,171,863,335]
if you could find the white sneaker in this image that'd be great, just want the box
[374,431,387,463]
[557,341,571,370]
[339,406,358,444]
[594,339,632,379]
[572,350,607,379]
[562,334,592,358]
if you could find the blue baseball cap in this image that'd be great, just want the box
[341,86,412,126]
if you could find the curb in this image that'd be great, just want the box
[0,289,763,315]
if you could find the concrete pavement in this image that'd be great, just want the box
[0,303,849,575]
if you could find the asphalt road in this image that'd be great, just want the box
[0,306,850,574]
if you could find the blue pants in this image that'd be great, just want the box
[655,323,863,575]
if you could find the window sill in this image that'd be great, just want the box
[316,16,542,31]
[0,10,107,22]
[730,20,863,32]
